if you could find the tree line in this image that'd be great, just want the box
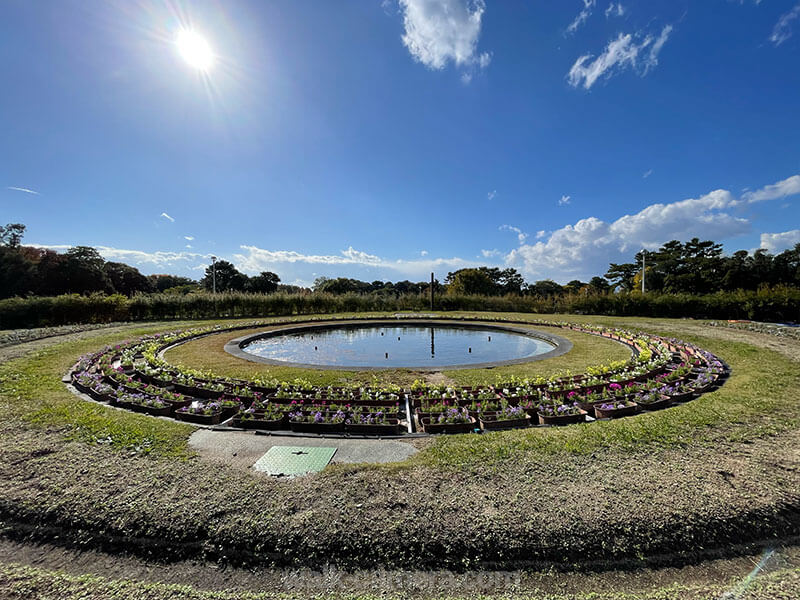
[2,223,799,302]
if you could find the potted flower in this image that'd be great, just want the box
[633,391,672,411]
[479,404,531,430]
[346,409,401,436]
[124,393,172,417]
[594,399,639,419]
[537,403,587,426]
[232,404,287,430]
[420,407,475,434]
[175,401,224,425]
[288,409,347,433]
[659,382,695,403]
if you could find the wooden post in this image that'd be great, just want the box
[430,272,434,311]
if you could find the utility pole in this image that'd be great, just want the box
[430,272,434,310]
[641,250,646,294]
[211,255,217,294]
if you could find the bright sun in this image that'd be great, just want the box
[176,29,214,71]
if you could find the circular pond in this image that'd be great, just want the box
[225,321,571,370]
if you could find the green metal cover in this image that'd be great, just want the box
[252,446,336,477]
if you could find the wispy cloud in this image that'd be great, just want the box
[7,186,40,195]
[499,224,528,244]
[760,229,800,253]
[605,2,625,18]
[234,245,479,280]
[643,169,653,179]
[558,194,571,206]
[398,0,491,78]
[567,25,673,89]
[566,0,596,35]
[481,248,501,258]
[160,212,175,222]
[487,189,497,200]
[742,175,800,203]
[770,3,800,46]
[31,244,203,268]
[184,235,194,241]
[420,250,429,256]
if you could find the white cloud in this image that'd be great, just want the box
[644,25,672,73]
[499,224,528,244]
[505,175,800,281]
[770,3,800,46]
[605,2,625,18]
[184,235,194,241]
[186,244,193,249]
[31,244,202,269]
[760,229,800,253]
[481,248,501,258]
[559,194,571,206]
[160,212,175,222]
[536,230,547,239]
[567,0,596,35]
[420,250,429,256]
[487,189,497,200]
[643,169,653,179]
[567,25,673,89]
[398,0,490,72]
[7,186,40,195]
[234,245,479,280]
[742,175,800,203]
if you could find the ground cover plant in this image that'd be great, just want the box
[0,311,798,577]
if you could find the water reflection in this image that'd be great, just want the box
[243,325,554,368]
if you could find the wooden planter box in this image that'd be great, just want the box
[175,410,222,425]
[232,414,287,430]
[594,402,639,419]
[128,403,172,417]
[479,415,532,430]
[419,416,476,434]
[666,389,696,403]
[538,410,587,426]
[345,420,401,436]
[289,420,345,433]
[634,395,672,411]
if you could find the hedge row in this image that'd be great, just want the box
[0,287,798,329]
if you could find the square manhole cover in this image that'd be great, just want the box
[252,446,336,477]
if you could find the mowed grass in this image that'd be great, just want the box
[0,322,203,458]
[1,312,799,573]
[163,320,631,387]
[1,312,798,466]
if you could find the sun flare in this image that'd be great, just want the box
[176,29,214,71]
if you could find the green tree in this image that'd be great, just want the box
[104,262,155,296]
[201,260,248,292]
[58,246,113,294]
[246,271,281,294]
[526,279,563,297]
[604,263,639,291]
[446,268,497,295]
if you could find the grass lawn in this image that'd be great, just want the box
[162,318,632,387]
[0,311,798,574]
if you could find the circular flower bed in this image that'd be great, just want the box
[67,318,728,437]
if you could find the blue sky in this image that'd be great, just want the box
[2,0,799,286]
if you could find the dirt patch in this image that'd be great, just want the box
[420,371,456,385]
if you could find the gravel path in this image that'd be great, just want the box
[188,429,419,471]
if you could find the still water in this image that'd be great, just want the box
[242,325,554,368]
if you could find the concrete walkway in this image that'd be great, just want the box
[188,429,418,472]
